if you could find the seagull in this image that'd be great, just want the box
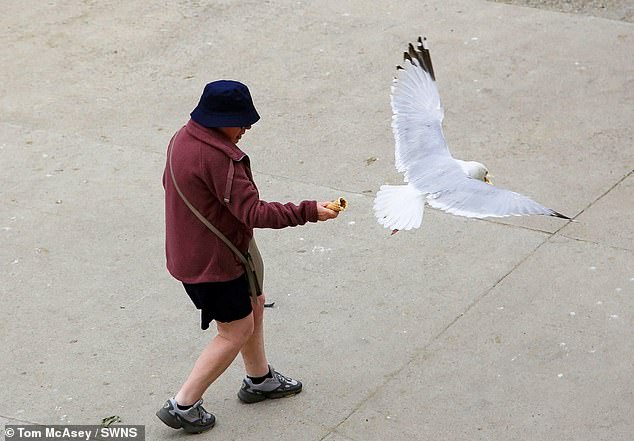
[374,36,570,234]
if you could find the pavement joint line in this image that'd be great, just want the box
[322,235,552,438]
[558,168,633,229]
[476,218,557,235]
[0,414,41,425]
[4,183,23,193]
[254,170,373,197]
[319,428,356,441]
[420,235,553,354]
[556,233,634,253]
[2,206,63,219]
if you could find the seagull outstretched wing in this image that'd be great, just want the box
[390,37,569,219]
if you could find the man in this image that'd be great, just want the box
[157,80,339,433]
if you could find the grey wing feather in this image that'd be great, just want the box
[418,160,566,218]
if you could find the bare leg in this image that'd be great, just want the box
[240,294,270,377]
[175,312,255,406]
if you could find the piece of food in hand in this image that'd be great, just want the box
[325,197,348,212]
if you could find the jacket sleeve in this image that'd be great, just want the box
[224,159,319,229]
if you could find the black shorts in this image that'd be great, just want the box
[183,274,252,330]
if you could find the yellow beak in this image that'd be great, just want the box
[484,175,493,185]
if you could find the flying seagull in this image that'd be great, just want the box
[374,37,570,234]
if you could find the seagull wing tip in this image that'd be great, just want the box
[551,210,572,220]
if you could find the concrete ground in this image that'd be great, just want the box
[1,1,632,440]
[491,0,634,22]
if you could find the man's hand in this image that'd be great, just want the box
[317,201,339,221]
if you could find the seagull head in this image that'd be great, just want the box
[457,160,493,185]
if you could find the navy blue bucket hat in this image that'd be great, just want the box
[190,80,260,128]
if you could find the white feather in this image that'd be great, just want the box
[373,184,425,230]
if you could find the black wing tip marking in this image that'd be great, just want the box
[549,210,572,220]
[399,35,436,81]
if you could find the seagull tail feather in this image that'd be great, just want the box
[373,184,426,231]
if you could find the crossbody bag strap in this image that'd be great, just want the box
[167,134,249,268]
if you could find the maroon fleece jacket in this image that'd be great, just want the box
[163,120,319,283]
